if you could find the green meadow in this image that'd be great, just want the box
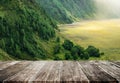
[59,19,120,60]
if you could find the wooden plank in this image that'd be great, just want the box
[70,61,89,82]
[34,61,55,82]
[79,61,117,82]
[0,62,5,65]
[4,61,46,83]
[0,61,32,82]
[0,61,19,71]
[0,61,119,83]
[46,61,62,82]
[0,61,14,68]
[95,61,120,82]
[60,61,73,82]
[112,61,120,67]
[60,61,88,82]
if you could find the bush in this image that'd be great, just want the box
[73,54,79,60]
[86,46,100,57]
[65,52,73,60]
[56,37,60,43]
[71,46,79,56]
[54,55,63,60]
[54,44,61,54]
[71,45,85,59]
[83,51,90,60]
[62,40,74,50]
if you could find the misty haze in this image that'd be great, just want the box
[94,0,120,18]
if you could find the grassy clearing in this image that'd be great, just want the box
[0,49,14,61]
[59,19,120,60]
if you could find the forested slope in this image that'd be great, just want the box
[0,0,101,60]
[0,0,57,60]
[36,0,95,23]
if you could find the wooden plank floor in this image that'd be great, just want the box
[0,61,120,83]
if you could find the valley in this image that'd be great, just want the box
[59,19,120,60]
[0,0,120,60]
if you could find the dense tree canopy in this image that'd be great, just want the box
[62,40,74,50]
[0,0,57,60]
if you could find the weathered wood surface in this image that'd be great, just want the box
[0,61,119,83]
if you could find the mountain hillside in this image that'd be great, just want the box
[36,0,95,23]
[0,0,101,60]
[0,0,57,60]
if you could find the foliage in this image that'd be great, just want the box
[0,49,13,60]
[65,52,73,60]
[36,0,95,23]
[54,44,61,54]
[86,46,100,57]
[62,40,74,50]
[71,46,84,56]
[82,52,90,60]
[0,0,102,60]
[54,39,101,60]
[0,0,57,60]
[56,37,60,43]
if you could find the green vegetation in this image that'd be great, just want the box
[0,0,57,60]
[35,0,95,23]
[0,0,103,60]
[86,46,100,57]
[54,39,102,60]
[0,49,13,60]
[62,40,73,50]
[54,44,61,54]
[60,19,120,60]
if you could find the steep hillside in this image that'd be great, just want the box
[36,0,95,23]
[0,0,101,60]
[0,0,58,60]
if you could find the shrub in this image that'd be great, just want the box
[62,40,74,50]
[54,44,61,54]
[83,51,90,60]
[56,37,60,43]
[73,54,79,60]
[65,52,73,60]
[86,46,100,57]
[71,45,85,59]
[54,55,63,60]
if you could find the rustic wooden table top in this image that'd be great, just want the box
[0,61,120,83]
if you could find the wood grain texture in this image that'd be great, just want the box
[0,61,119,83]
[112,61,120,67]
[79,61,117,82]
[46,61,62,82]
[94,61,120,82]
[4,61,46,83]
[35,61,55,82]
[0,61,19,71]
[0,61,32,82]
[60,61,88,82]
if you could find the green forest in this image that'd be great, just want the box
[0,0,102,60]
[36,0,95,23]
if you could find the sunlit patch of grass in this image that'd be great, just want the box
[59,19,120,60]
[0,49,14,60]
